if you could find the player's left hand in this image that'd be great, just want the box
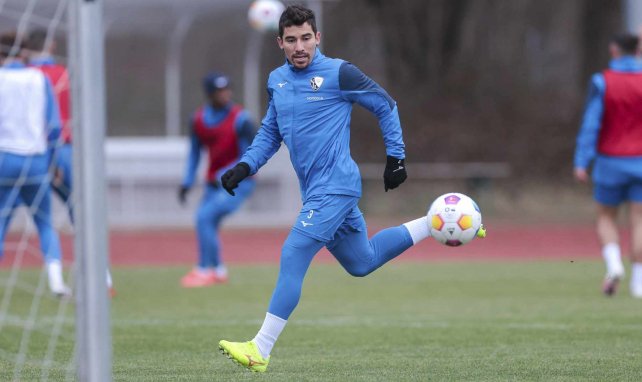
[383,156,407,192]
[178,186,190,205]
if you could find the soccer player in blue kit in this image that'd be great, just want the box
[178,72,256,287]
[23,29,116,296]
[217,5,485,372]
[0,32,70,297]
[574,33,642,298]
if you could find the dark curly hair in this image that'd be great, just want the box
[278,4,317,38]
[0,31,24,59]
[611,33,639,55]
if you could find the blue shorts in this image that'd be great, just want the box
[592,156,642,206]
[292,194,365,243]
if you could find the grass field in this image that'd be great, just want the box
[2,260,642,381]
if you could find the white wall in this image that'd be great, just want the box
[104,137,300,228]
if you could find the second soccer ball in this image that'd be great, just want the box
[248,0,286,33]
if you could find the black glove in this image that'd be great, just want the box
[178,186,190,205]
[221,162,250,196]
[383,156,407,192]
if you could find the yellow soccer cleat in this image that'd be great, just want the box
[219,340,270,373]
[476,224,487,238]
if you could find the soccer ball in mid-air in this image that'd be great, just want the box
[427,192,482,247]
[248,0,285,32]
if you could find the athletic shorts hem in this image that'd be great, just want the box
[291,225,331,243]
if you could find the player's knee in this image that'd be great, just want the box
[346,265,373,278]
[195,209,215,226]
[278,248,300,274]
[195,209,206,224]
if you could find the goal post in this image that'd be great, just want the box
[68,0,112,380]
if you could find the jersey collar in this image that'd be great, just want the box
[30,56,57,66]
[1,60,26,69]
[204,102,232,117]
[609,56,642,72]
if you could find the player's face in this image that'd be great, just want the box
[208,88,232,108]
[609,43,622,59]
[277,22,320,70]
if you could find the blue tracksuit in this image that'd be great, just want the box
[240,50,414,320]
[574,57,642,170]
[241,49,405,201]
[0,61,62,263]
[30,56,73,220]
[574,56,642,205]
[182,104,255,269]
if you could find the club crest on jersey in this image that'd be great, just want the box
[310,76,324,91]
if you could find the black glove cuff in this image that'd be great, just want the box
[386,156,405,166]
[237,162,250,177]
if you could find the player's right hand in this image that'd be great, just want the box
[53,167,64,188]
[178,186,190,205]
[574,167,589,183]
[221,162,250,196]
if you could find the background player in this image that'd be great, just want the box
[574,33,642,298]
[215,5,481,372]
[26,29,115,296]
[0,32,70,297]
[26,29,73,219]
[178,72,256,287]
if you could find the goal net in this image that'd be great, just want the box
[0,0,111,380]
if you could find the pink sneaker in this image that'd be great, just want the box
[180,269,227,288]
[602,275,620,297]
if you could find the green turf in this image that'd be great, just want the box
[2,260,642,381]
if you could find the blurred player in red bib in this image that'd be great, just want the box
[574,33,642,298]
[178,72,256,287]
[27,30,73,218]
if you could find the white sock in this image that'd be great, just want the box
[602,243,624,277]
[215,265,228,278]
[252,312,287,358]
[403,216,431,244]
[106,269,113,288]
[46,260,66,292]
[631,263,642,295]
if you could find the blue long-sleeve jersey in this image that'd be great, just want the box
[240,49,405,201]
[574,56,642,169]
[182,104,255,188]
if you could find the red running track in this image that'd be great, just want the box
[0,222,608,268]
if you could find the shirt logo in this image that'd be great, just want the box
[310,76,324,91]
[277,81,287,88]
